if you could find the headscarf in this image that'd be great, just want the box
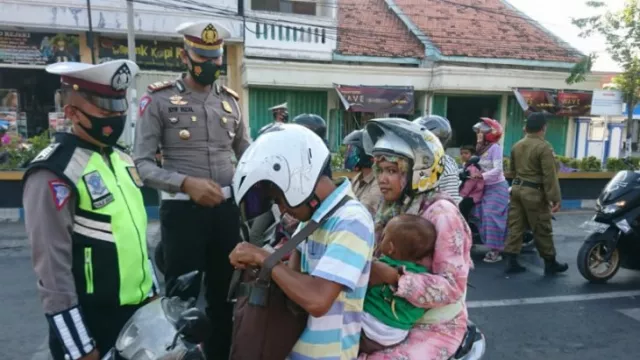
[475,135,494,156]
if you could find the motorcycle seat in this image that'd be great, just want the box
[453,323,479,358]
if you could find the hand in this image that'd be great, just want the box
[369,261,400,287]
[181,176,224,207]
[471,173,483,179]
[229,242,270,269]
[282,214,299,233]
[551,201,561,213]
[80,349,99,360]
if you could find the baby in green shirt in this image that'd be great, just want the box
[360,214,436,354]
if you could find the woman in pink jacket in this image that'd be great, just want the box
[360,118,472,360]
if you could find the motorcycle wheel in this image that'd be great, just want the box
[577,238,621,284]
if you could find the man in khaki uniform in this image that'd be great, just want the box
[133,21,250,359]
[504,112,568,275]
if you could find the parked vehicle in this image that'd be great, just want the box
[577,159,640,283]
[101,271,210,360]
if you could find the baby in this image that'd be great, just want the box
[360,214,436,354]
[458,145,485,221]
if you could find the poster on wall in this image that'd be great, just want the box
[0,31,80,65]
[513,88,593,117]
[49,112,71,134]
[334,84,415,114]
[97,37,228,75]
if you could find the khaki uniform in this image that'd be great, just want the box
[504,134,561,258]
[351,171,382,217]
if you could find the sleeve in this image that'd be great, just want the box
[540,144,561,203]
[311,213,373,291]
[23,170,96,359]
[133,92,187,193]
[481,144,505,183]
[231,97,251,159]
[395,200,471,309]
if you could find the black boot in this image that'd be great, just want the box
[505,253,526,274]
[544,257,569,275]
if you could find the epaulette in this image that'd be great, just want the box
[221,85,240,101]
[147,80,174,93]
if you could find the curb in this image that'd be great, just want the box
[0,200,597,222]
[0,206,161,223]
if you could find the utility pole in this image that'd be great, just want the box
[86,0,96,64]
[126,0,137,147]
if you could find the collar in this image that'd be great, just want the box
[310,178,352,223]
[360,170,375,184]
[56,132,112,154]
[526,133,544,140]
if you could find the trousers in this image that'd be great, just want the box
[160,199,241,360]
[49,304,140,360]
[504,185,556,258]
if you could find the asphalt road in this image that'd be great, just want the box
[1,212,640,360]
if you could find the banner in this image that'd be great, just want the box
[0,31,80,65]
[98,37,227,74]
[334,85,414,114]
[513,88,593,117]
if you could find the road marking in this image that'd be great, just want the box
[617,307,640,322]
[468,290,640,309]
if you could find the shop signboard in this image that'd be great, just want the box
[98,37,227,75]
[334,84,415,114]
[0,31,80,65]
[513,88,593,117]
[591,90,623,116]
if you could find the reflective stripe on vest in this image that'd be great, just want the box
[68,148,152,306]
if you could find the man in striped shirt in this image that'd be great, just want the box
[413,116,462,203]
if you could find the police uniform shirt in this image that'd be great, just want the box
[133,79,250,193]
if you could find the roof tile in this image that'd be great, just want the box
[336,0,425,58]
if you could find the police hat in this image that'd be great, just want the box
[176,21,231,58]
[268,102,288,112]
[46,60,139,113]
[525,112,548,132]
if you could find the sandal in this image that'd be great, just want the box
[483,250,503,263]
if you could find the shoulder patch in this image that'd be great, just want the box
[221,86,240,100]
[139,95,152,116]
[147,80,174,93]
[48,180,71,211]
[31,143,60,163]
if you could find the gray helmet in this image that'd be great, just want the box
[412,115,452,148]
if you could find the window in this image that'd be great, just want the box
[251,0,317,16]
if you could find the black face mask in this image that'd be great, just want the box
[75,107,125,146]
[187,53,222,86]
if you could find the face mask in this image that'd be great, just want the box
[74,107,125,146]
[187,53,222,86]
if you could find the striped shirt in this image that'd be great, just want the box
[290,179,375,360]
[438,154,462,204]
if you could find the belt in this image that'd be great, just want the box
[512,178,542,190]
[160,186,232,201]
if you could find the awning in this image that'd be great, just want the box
[334,84,415,115]
[513,88,593,117]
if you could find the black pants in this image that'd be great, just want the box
[49,304,140,360]
[459,197,475,222]
[160,199,241,360]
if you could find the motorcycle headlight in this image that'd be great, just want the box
[116,319,140,349]
[603,200,626,214]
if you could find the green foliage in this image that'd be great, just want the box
[567,0,640,123]
[331,145,347,171]
[606,156,640,171]
[578,156,603,171]
[0,133,52,170]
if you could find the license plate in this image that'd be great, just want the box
[581,220,609,233]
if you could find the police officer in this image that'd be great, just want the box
[269,102,288,123]
[504,112,568,275]
[413,115,461,203]
[23,60,158,360]
[132,21,250,359]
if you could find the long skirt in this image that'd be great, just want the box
[471,180,509,250]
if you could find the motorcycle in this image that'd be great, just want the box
[577,158,640,283]
[101,271,210,360]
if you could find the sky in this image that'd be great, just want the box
[507,0,625,73]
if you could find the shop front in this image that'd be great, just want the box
[0,30,81,138]
[330,85,419,151]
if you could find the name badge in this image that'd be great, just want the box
[83,171,114,209]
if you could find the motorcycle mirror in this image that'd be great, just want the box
[175,308,211,344]
[170,271,200,296]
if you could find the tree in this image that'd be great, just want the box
[567,0,640,137]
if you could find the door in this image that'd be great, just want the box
[248,88,328,139]
[431,94,447,116]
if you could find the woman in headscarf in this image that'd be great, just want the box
[360,118,472,360]
[471,117,509,263]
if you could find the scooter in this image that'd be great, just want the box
[101,271,210,360]
[577,158,640,283]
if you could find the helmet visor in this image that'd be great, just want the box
[343,145,360,171]
[238,182,274,222]
[472,121,491,133]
